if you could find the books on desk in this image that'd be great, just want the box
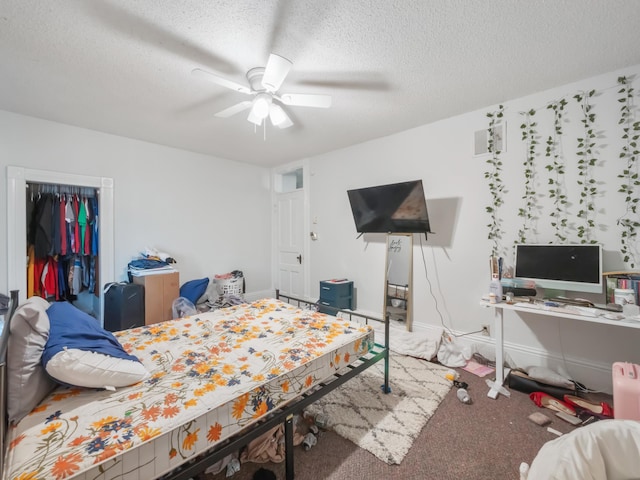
[604,271,640,305]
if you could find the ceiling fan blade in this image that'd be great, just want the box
[214,101,253,118]
[269,104,293,129]
[192,68,252,94]
[262,54,292,92]
[280,93,332,108]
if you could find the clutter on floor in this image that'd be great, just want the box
[199,409,322,478]
[437,333,470,367]
[507,368,577,399]
[462,359,494,378]
[172,296,197,318]
[180,277,209,304]
[252,468,277,480]
[172,270,246,318]
[191,270,246,312]
[444,369,473,404]
[368,320,442,360]
[527,412,551,426]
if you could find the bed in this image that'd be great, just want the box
[0,290,389,480]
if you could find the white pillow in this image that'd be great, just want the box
[45,348,149,390]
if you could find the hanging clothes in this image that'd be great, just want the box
[91,196,99,256]
[66,196,75,254]
[73,195,81,255]
[78,197,87,255]
[34,194,53,259]
[59,195,67,256]
[27,245,35,298]
[51,196,61,256]
[26,184,100,303]
[84,197,92,255]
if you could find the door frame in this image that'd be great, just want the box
[6,166,115,323]
[271,159,310,299]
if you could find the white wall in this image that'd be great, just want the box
[3,61,639,393]
[0,111,272,296]
[307,63,640,393]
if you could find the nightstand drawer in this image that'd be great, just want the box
[319,280,354,311]
[319,280,353,302]
[318,297,353,309]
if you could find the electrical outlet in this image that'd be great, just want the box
[481,324,490,336]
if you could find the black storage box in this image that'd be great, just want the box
[104,282,145,332]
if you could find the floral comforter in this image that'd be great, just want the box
[3,298,374,480]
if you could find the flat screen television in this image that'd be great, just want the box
[347,180,432,234]
[514,244,603,294]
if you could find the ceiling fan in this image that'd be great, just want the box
[192,54,332,129]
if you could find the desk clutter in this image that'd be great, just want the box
[483,283,640,321]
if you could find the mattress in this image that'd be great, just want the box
[3,298,374,480]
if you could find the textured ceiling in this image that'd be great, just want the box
[2,0,640,167]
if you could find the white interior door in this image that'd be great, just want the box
[276,190,304,296]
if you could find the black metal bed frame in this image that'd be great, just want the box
[0,291,389,480]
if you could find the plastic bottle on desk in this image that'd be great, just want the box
[489,274,503,303]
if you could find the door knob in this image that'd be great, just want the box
[296,254,302,264]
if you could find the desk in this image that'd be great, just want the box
[481,301,640,399]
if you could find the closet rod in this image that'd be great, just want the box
[26,183,98,198]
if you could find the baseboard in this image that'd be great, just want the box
[413,323,614,394]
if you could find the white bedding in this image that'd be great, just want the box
[524,419,640,480]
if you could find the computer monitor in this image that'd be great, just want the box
[514,244,603,294]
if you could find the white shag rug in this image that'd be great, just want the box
[305,353,452,465]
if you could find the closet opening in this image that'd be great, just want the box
[26,183,100,318]
[7,166,115,326]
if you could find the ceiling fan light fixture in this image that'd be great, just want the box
[269,104,293,129]
[251,93,272,119]
[247,108,263,126]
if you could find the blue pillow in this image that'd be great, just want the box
[43,302,139,367]
[180,277,210,304]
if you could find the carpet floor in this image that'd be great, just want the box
[203,356,611,480]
